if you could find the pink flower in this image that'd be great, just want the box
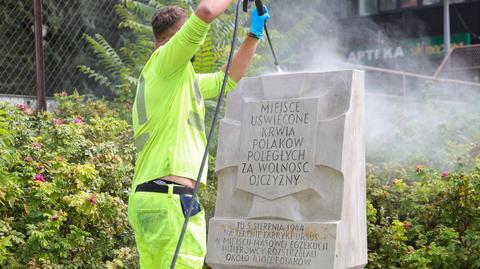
[51,215,59,221]
[442,171,449,177]
[403,222,412,229]
[24,156,33,162]
[88,194,97,205]
[73,117,83,125]
[33,142,42,149]
[34,174,45,183]
[415,164,424,172]
[16,103,28,112]
[53,118,64,126]
[59,91,68,97]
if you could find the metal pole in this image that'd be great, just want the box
[443,0,451,58]
[34,0,47,112]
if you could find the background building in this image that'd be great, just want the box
[336,0,480,79]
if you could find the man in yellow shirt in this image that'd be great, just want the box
[128,0,270,268]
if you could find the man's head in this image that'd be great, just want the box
[152,6,187,48]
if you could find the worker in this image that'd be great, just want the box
[128,0,270,268]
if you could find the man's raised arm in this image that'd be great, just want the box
[151,1,235,76]
[197,5,271,99]
[196,0,235,23]
[225,6,270,82]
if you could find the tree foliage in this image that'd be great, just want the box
[79,0,317,101]
[0,0,121,96]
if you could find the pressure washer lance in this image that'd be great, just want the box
[265,24,282,73]
[244,0,281,72]
[170,1,277,268]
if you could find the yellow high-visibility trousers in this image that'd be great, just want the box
[128,191,206,269]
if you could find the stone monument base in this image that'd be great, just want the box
[207,218,336,269]
[207,71,367,269]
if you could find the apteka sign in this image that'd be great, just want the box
[347,32,471,63]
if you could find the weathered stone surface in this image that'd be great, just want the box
[207,70,367,269]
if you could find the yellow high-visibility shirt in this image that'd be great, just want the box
[131,14,237,190]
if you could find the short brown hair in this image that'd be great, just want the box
[151,6,186,39]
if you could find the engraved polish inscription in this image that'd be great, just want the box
[237,98,318,199]
[209,219,336,268]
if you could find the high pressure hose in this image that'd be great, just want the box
[169,1,243,268]
[170,0,281,267]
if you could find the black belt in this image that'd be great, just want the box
[136,181,194,195]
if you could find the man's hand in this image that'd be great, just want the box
[196,0,235,23]
[226,4,270,82]
[249,5,270,39]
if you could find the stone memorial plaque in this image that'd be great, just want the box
[237,98,318,200]
[207,219,336,268]
[207,71,367,269]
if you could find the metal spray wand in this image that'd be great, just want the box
[245,0,281,72]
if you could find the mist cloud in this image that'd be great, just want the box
[260,0,480,172]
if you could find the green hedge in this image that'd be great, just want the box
[0,93,137,268]
[1,94,479,268]
[367,163,480,268]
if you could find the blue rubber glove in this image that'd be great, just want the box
[250,5,270,39]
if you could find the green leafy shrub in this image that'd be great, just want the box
[2,93,480,268]
[0,93,137,268]
[366,162,480,268]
